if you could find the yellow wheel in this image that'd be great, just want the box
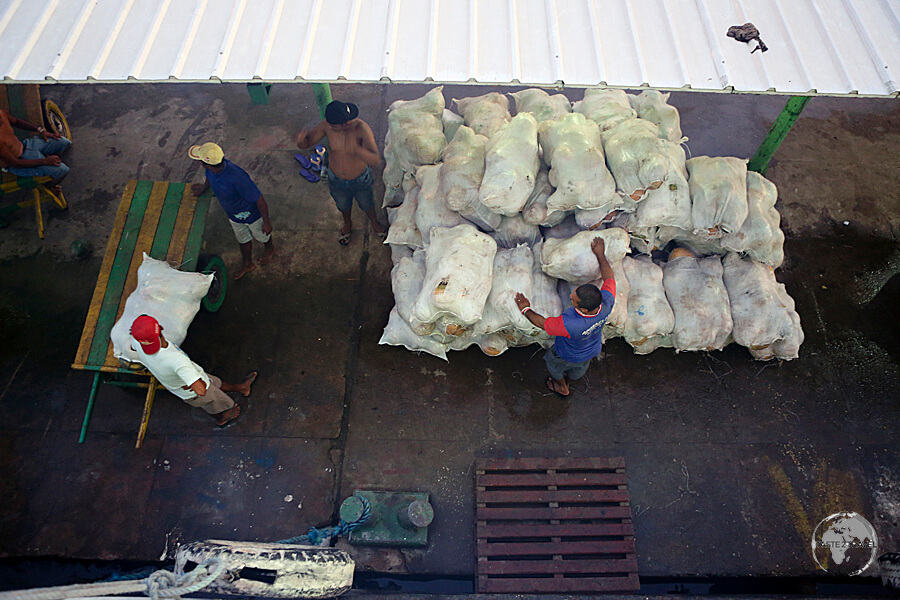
[43,100,71,141]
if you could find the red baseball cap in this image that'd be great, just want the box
[131,314,162,354]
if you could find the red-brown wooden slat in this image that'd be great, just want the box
[477,456,625,471]
[480,574,640,593]
[477,505,632,521]
[478,472,628,487]
[478,540,635,556]
[478,523,634,538]
[478,489,629,504]
[475,456,638,594]
[479,556,638,575]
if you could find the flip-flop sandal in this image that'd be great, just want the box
[545,376,570,397]
[243,371,258,397]
[308,154,322,171]
[339,230,351,246]
[299,167,320,183]
[215,403,242,428]
[294,153,313,169]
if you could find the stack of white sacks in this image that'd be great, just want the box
[380,87,803,362]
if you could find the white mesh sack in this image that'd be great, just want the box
[414,164,465,245]
[510,88,572,123]
[538,113,619,217]
[601,118,670,202]
[632,141,692,231]
[573,89,636,132]
[479,113,540,216]
[383,87,447,205]
[392,250,432,336]
[487,245,539,336]
[720,171,784,267]
[110,253,213,364]
[663,255,733,352]
[453,92,511,138]
[622,255,675,354]
[602,258,630,340]
[384,186,423,249]
[540,227,630,284]
[412,224,498,326]
[436,126,500,232]
[442,109,465,143]
[531,240,562,348]
[687,156,749,238]
[628,90,685,144]
[379,308,449,361]
[522,167,566,227]
[491,214,542,249]
[771,279,804,361]
[723,253,798,361]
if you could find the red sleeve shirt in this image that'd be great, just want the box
[544,315,570,338]
[601,278,616,297]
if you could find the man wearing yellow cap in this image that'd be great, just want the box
[190,142,275,280]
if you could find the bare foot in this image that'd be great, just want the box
[240,371,258,397]
[214,403,242,427]
[233,263,256,280]
[258,248,276,265]
[545,376,570,396]
[49,185,63,195]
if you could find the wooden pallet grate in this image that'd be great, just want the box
[475,457,639,594]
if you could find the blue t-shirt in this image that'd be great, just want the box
[544,280,616,363]
[206,159,262,223]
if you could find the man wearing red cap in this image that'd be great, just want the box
[130,314,256,427]
[296,100,385,246]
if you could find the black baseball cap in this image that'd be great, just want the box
[325,101,359,125]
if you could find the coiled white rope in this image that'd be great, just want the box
[0,558,224,600]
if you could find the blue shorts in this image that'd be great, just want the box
[544,346,592,381]
[8,136,72,180]
[327,166,374,213]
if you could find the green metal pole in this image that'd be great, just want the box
[312,83,333,120]
[79,372,101,443]
[747,96,811,175]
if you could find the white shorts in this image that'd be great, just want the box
[230,218,271,244]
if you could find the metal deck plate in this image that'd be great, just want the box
[348,491,430,547]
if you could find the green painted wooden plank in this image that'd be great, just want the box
[149,182,186,260]
[748,96,811,175]
[181,194,211,272]
[86,180,154,366]
[6,85,27,120]
[6,86,30,141]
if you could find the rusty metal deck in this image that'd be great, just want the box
[475,457,639,593]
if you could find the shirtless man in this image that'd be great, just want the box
[0,108,71,194]
[296,100,385,246]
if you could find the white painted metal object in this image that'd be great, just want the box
[0,0,898,96]
[174,539,354,598]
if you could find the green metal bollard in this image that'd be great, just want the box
[747,96,811,176]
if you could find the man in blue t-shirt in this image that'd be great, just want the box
[190,142,275,280]
[515,237,616,397]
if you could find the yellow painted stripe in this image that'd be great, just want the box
[102,181,170,367]
[166,186,198,265]
[73,180,137,368]
[764,457,812,546]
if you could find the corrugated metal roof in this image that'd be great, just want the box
[1,0,898,96]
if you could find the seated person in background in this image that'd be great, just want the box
[0,108,71,194]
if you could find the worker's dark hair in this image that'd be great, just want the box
[575,284,603,311]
